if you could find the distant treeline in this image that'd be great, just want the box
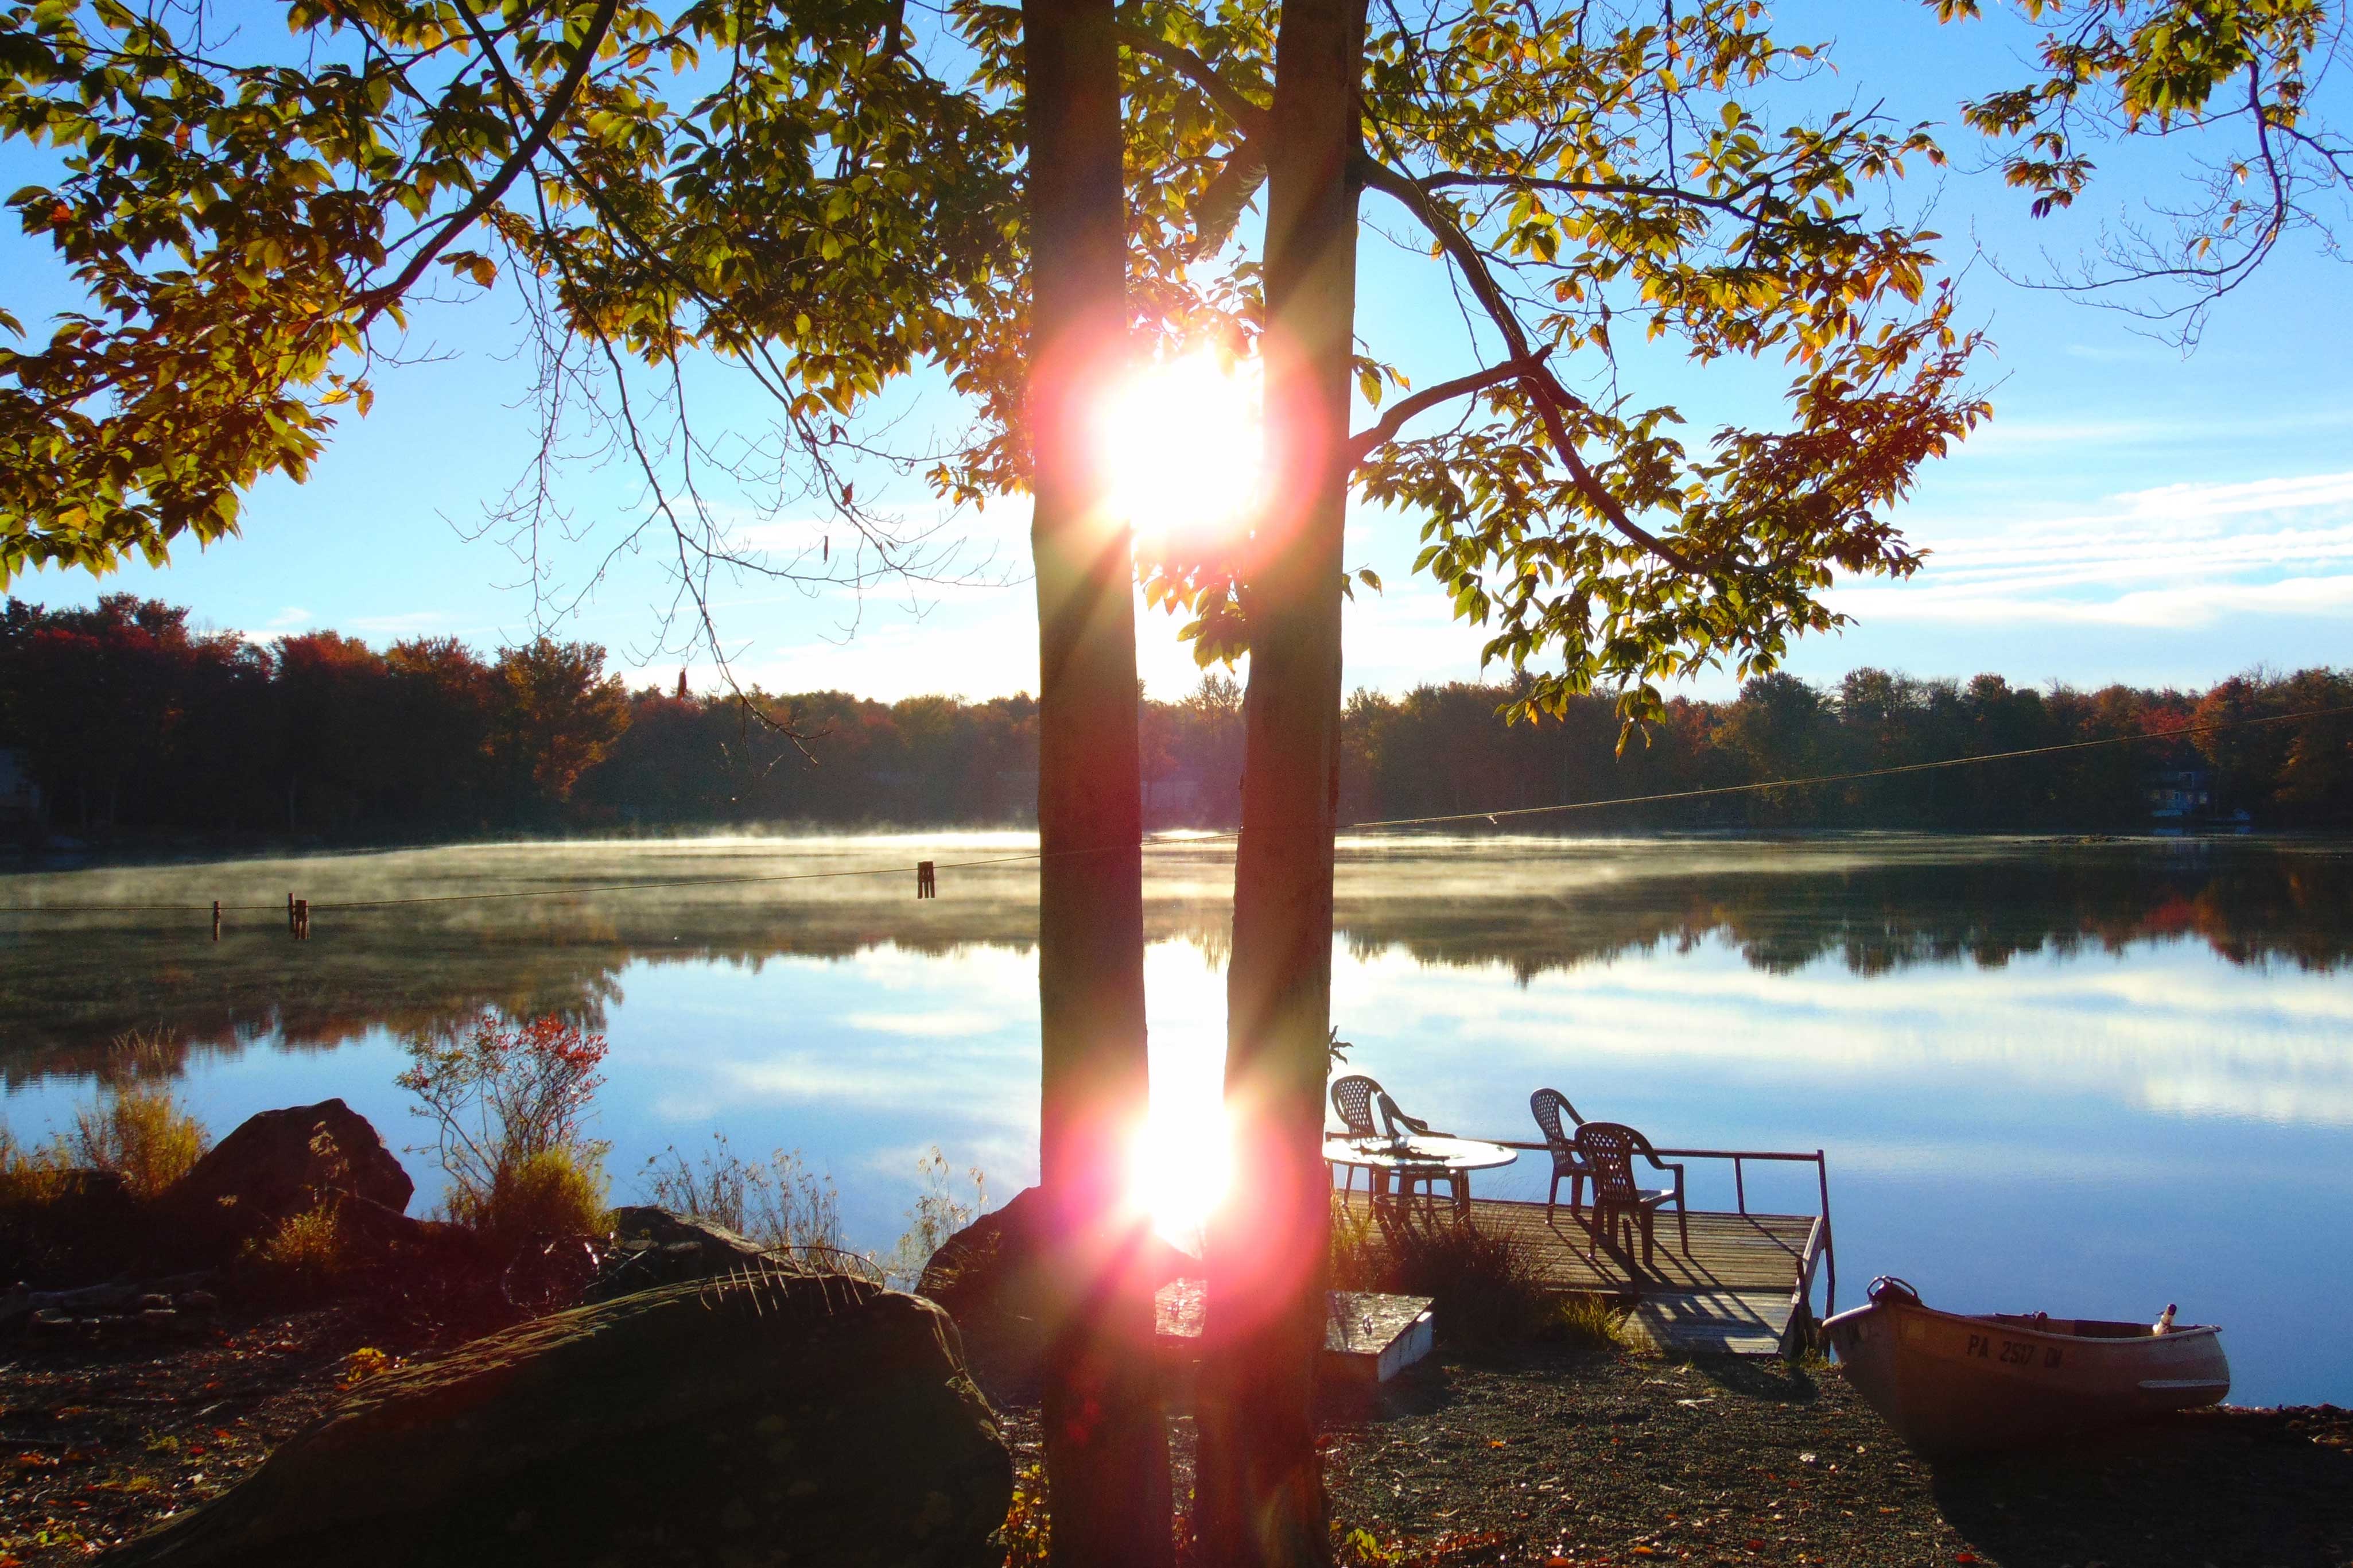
[1,594,2346,840]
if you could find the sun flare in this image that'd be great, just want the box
[1129,1109,1233,1253]
[1096,351,1263,549]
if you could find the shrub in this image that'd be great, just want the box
[0,1123,69,1206]
[1328,1197,1549,1347]
[67,1083,211,1200]
[255,1200,349,1278]
[640,1133,844,1252]
[396,1012,610,1227]
[465,1146,610,1243]
[883,1147,985,1289]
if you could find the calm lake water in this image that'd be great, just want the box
[3,834,2348,1406]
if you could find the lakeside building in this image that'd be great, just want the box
[0,748,41,832]
[2145,769,2212,821]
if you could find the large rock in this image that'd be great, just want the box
[107,1270,1012,1568]
[589,1205,787,1299]
[165,1099,413,1252]
[918,1185,1195,1383]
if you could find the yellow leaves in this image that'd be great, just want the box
[340,1346,397,1385]
[442,250,498,287]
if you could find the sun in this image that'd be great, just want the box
[1096,350,1263,551]
[1128,1107,1232,1253]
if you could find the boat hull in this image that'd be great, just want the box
[1823,1298,2228,1457]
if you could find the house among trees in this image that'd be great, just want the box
[2145,769,2214,820]
[0,747,40,833]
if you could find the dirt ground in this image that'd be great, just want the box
[1302,1341,2353,1567]
[6,1305,2349,1567]
[0,1305,449,1564]
[996,1340,2353,1568]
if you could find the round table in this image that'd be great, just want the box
[1323,1134,1519,1215]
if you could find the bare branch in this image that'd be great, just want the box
[1345,354,1540,464]
[1417,169,1780,226]
[1353,152,1708,577]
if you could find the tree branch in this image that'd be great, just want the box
[1344,354,1539,464]
[1418,169,1777,225]
[1108,21,1271,139]
[353,0,623,327]
[1353,152,1707,577]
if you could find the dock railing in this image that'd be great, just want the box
[1477,1138,1837,1318]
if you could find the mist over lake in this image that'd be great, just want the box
[3,832,2347,1405]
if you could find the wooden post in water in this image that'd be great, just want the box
[916,860,937,899]
[294,899,310,940]
[286,892,296,935]
[211,900,221,942]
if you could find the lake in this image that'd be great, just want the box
[3,833,2348,1406]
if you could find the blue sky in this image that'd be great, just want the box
[4,4,2347,703]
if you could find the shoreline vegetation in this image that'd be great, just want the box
[3,597,2349,849]
[7,1027,2352,1565]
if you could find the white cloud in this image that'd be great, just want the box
[1834,468,2353,631]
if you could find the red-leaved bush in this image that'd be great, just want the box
[396,1013,611,1231]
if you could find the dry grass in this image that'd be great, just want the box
[2,1033,210,1204]
[1329,1198,1550,1348]
[0,1123,71,1206]
[459,1146,611,1243]
[254,1200,350,1278]
[1547,1291,1636,1349]
[67,1082,211,1200]
[639,1132,845,1251]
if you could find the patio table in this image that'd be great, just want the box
[1322,1133,1519,1217]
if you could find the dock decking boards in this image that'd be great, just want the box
[1334,1193,1825,1355]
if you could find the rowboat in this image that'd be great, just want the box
[1822,1277,2230,1457]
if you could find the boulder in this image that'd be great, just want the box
[164,1099,413,1253]
[918,1185,1196,1383]
[331,1193,492,1274]
[107,1270,1012,1568]
[584,1206,811,1302]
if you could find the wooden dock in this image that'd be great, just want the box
[1334,1192,1829,1356]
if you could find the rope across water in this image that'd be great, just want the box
[1,701,2343,917]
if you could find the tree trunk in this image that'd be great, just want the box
[1193,0,1365,1560]
[1022,0,1175,1562]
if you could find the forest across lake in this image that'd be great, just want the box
[4,596,2350,841]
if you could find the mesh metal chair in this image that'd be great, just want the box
[1572,1120,1689,1270]
[1529,1088,1594,1219]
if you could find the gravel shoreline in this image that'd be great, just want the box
[1299,1341,2353,1567]
[6,1304,2348,1566]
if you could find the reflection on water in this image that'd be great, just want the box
[3,835,2349,1404]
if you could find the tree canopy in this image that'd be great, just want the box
[4,0,2006,730]
[6,0,2336,713]
[0,0,1022,627]
[1093,0,1988,729]
[1936,0,2350,337]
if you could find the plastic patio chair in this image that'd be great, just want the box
[1328,1074,1459,1208]
[1572,1120,1690,1270]
[1529,1087,1595,1219]
[1330,1074,1383,1140]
